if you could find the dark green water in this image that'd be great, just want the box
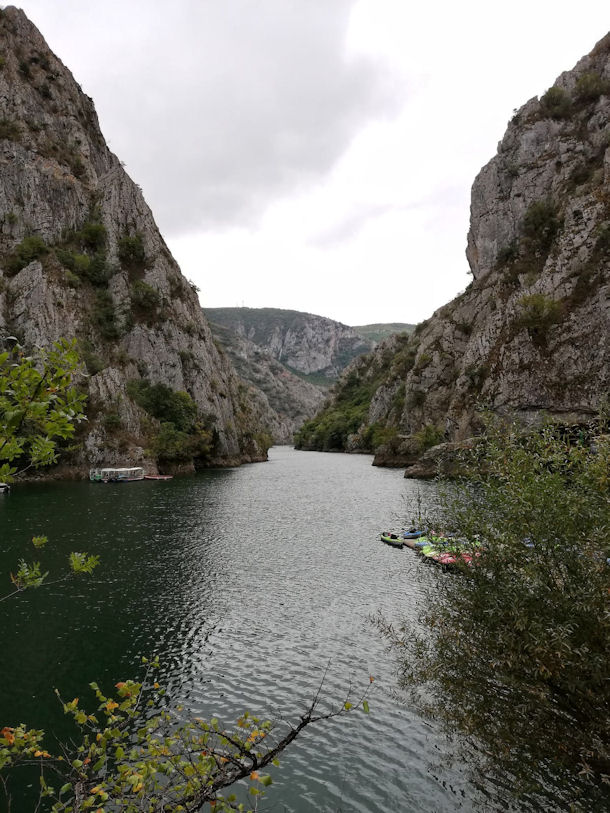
[1,447,478,811]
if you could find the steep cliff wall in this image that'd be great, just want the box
[208,321,325,443]
[206,307,372,382]
[0,7,272,472]
[297,33,610,468]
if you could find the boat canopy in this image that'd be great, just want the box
[89,467,144,482]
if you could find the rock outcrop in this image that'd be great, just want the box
[297,33,610,470]
[0,7,272,473]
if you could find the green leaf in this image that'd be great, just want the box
[362,700,370,714]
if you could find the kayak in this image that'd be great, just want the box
[402,529,427,539]
[418,540,481,566]
[380,532,403,548]
[413,534,451,549]
[401,529,427,549]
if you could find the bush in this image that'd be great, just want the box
[92,290,119,340]
[361,422,398,452]
[127,379,198,433]
[131,280,161,315]
[81,347,105,375]
[496,242,519,266]
[54,220,110,287]
[413,422,444,452]
[103,412,122,432]
[79,221,107,251]
[574,71,610,102]
[5,235,47,275]
[540,86,572,119]
[64,269,81,288]
[464,363,489,391]
[383,421,610,808]
[594,222,610,256]
[521,200,560,253]
[517,293,563,344]
[118,233,146,268]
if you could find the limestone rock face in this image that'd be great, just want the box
[0,7,272,471]
[300,33,610,468]
[207,321,325,443]
[206,308,372,379]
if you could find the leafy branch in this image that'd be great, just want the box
[1,661,373,812]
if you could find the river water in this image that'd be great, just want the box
[1,447,482,811]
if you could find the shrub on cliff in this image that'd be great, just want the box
[5,235,47,275]
[521,200,561,253]
[540,85,572,119]
[574,70,610,102]
[130,280,161,321]
[517,293,563,346]
[118,233,146,269]
[127,379,197,432]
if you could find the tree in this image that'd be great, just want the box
[0,340,370,810]
[379,418,610,810]
[0,337,87,482]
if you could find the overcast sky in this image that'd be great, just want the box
[14,1,610,325]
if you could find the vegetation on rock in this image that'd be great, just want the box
[295,332,416,453]
[127,379,217,464]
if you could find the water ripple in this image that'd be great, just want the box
[0,447,482,811]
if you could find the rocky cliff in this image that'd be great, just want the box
[297,34,610,471]
[206,307,372,383]
[206,309,416,444]
[207,321,325,443]
[0,7,273,473]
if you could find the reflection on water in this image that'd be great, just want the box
[1,447,479,811]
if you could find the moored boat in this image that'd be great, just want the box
[401,529,427,549]
[402,529,427,539]
[0,482,10,494]
[380,532,404,548]
[144,474,173,481]
[89,467,144,483]
[417,538,481,567]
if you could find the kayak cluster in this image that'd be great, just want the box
[380,529,481,567]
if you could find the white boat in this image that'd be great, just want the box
[0,482,10,494]
[89,467,144,483]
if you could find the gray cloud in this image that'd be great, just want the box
[308,203,405,248]
[23,0,400,235]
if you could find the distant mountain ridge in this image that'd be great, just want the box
[205,307,372,384]
[353,322,414,344]
[205,307,415,442]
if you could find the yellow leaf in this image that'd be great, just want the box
[1,727,15,745]
[250,771,260,781]
[105,701,119,712]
